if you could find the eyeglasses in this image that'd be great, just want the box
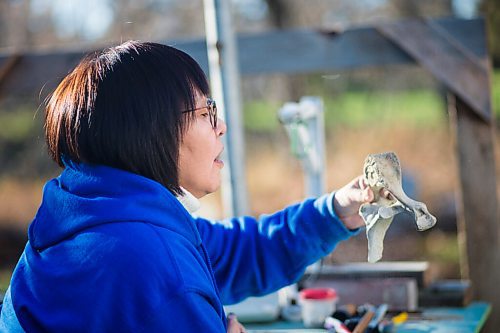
[182,98,218,129]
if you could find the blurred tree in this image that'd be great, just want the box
[481,0,500,66]
[264,0,290,28]
[256,0,454,102]
[0,0,32,49]
[389,0,452,18]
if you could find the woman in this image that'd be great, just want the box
[0,41,373,332]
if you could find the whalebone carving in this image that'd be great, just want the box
[359,152,437,263]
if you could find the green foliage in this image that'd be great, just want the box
[0,269,11,294]
[243,100,282,132]
[242,71,500,131]
[0,109,40,142]
[493,70,500,120]
[324,90,446,128]
[482,0,500,66]
[242,89,447,132]
[424,231,460,263]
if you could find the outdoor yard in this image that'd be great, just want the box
[2,70,498,293]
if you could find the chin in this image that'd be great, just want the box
[206,181,221,195]
[206,185,221,195]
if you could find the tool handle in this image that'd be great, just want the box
[352,310,375,333]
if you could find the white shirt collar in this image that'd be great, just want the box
[177,187,201,214]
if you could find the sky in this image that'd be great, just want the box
[30,0,115,40]
[27,0,481,41]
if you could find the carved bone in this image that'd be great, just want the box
[359,152,437,263]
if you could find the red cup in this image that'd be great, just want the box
[300,288,337,300]
[299,288,338,328]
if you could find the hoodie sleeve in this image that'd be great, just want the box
[194,192,360,305]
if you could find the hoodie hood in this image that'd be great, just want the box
[29,160,201,251]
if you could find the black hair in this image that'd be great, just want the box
[45,41,209,195]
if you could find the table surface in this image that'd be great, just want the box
[246,302,491,333]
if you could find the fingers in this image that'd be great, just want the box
[363,187,374,202]
[356,175,373,202]
[356,175,391,202]
[379,188,393,200]
[352,175,365,190]
[354,186,368,203]
[357,175,366,189]
[227,313,247,333]
[336,175,373,205]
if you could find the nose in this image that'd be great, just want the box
[216,117,227,136]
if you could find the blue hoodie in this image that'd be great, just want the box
[0,161,357,332]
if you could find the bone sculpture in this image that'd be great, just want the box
[359,152,437,263]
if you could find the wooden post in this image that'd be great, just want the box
[448,94,500,332]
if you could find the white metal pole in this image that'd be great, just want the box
[301,96,326,197]
[203,0,249,216]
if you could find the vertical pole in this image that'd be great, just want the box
[300,97,326,275]
[301,96,326,197]
[448,94,500,332]
[203,0,249,216]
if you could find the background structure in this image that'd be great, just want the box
[0,0,499,330]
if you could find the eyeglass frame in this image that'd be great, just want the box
[181,98,218,129]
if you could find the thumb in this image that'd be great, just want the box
[227,313,246,333]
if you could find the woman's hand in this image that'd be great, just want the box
[333,175,374,230]
[227,313,246,333]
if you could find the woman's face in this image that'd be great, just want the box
[178,94,226,198]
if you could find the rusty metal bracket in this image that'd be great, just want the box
[377,19,491,122]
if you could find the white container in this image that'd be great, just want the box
[299,288,338,328]
[223,292,280,323]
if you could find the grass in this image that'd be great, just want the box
[243,100,282,132]
[0,269,12,295]
[0,108,40,142]
[493,70,500,119]
[243,69,500,132]
[424,230,460,263]
[243,89,447,132]
[323,90,446,128]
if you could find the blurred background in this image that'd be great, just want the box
[0,0,499,294]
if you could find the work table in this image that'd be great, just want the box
[246,302,490,333]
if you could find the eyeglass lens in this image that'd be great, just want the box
[209,99,217,129]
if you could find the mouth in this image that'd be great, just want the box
[214,149,224,167]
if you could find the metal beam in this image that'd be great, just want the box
[377,18,491,121]
[0,50,84,100]
[0,18,487,100]
[175,17,486,75]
